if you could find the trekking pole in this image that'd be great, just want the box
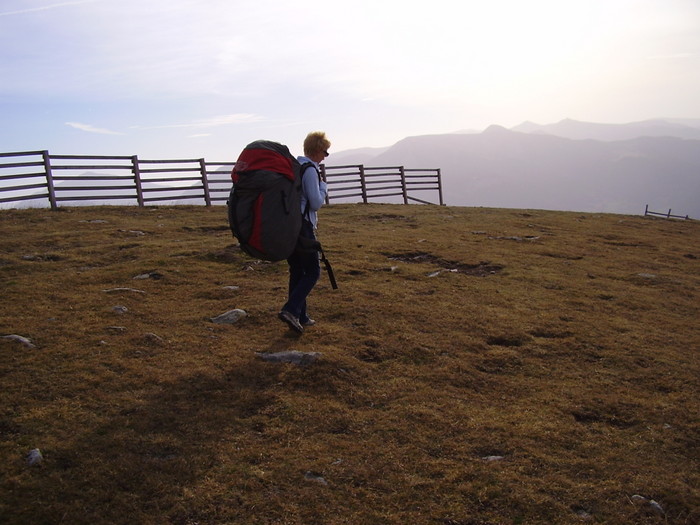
[320,249,338,290]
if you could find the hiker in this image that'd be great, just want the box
[278,131,331,333]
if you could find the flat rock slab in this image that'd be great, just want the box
[256,351,321,366]
[103,288,146,294]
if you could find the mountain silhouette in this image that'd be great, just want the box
[334,120,700,217]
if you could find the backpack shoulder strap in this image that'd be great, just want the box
[299,162,319,181]
[299,162,320,220]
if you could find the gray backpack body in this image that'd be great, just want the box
[228,140,309,261]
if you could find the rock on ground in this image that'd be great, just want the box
[210,309,247,324]
[256,351,321,366]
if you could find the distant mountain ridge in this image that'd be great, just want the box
[329,146,390,165]
[333,119,700,217]
[511,118,700,141]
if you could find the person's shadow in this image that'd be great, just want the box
[36,349,334,524]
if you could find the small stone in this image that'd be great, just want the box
[26,448,43,466]
[482,455,505,462]
[112,306,128,314]
[210,309,247,324]
[103,288,146,294]
[143,333,164,345]
[304,471,328,485]
[638,273,657,279]
[1,334,36,349]
[630,495,665,515]
[574,509,593,521]
[222,286,240,291]
[648,500,665,517]
[133,272,163,280]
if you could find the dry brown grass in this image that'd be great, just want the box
[1,203,698,524]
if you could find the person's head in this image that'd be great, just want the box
[303,131,331,163]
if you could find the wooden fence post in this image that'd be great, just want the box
[199,159,211,206]
[321,165,329,204]
[400,166,408,205]
[359,165,367,204]
[437,169,444,206]
[131,155,145,207]
[42,150,57,210]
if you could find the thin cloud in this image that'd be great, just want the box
[65,122,125,135]
[133,113,265,130]
[0,0,100,17]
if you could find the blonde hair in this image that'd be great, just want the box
[303,131,331,157]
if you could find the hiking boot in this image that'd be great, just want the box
[302,318,316,327]
[278,310,304,334]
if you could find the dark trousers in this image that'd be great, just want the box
[282,220,320,323]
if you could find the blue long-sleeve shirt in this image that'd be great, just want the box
[297,156,328,228]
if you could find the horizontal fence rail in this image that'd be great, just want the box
[0,150,443,209]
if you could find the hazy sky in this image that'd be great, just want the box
[1,0,699,159]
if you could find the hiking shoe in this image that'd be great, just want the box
[278,310,304,334]
[302,318,316,327]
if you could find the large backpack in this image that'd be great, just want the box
[227,140,306,262]
[227,140,338,289]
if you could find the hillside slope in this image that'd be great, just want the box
[1,204,698,524]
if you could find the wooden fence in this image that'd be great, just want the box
[321,164,443,205]
[644,204,692,220]
[0,150,443,209]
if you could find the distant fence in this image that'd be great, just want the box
[644,204,693,220]
[0,150,443,209]
[321,164,443,205]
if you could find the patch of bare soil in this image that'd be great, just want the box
[385,251,504,276]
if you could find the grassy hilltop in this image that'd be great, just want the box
[0,204,698,524]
